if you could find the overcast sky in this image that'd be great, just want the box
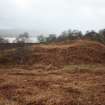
[0,0,105,34]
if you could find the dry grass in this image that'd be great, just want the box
[0,40,105,105]
[63,64,105,74]
[0,64,105,105]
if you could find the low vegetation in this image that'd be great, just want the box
[37,29,105,44]
[0,64,105,105]
[0,31,105,105]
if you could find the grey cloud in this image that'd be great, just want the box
[0,0,105,34]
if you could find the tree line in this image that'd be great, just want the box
[0,32,30,43]
[0,29,105,65]
[1,29,105,44]
[37,29,105,44]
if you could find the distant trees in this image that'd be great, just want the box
[84,30,98,40]
[57,30,82,41]
[37,34,57,43]
[14,32,30,43]
[36,29,105,44]
[98,29,105,43]
[37,30,83,43]
[46,34,56,42]
[57,31,68,42]
[37,35,47,43]
[1,29,105,44]
[84,30,105,44]
[0,37,9,43]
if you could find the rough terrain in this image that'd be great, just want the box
[0,40,105,105]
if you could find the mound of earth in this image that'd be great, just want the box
[30,40,105,66]
[0,40,105,66]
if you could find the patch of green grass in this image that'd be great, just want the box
[62,64,105,74]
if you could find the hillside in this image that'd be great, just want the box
[0,40,105,105]
[0,40,105,66]
[31,40,105,66]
